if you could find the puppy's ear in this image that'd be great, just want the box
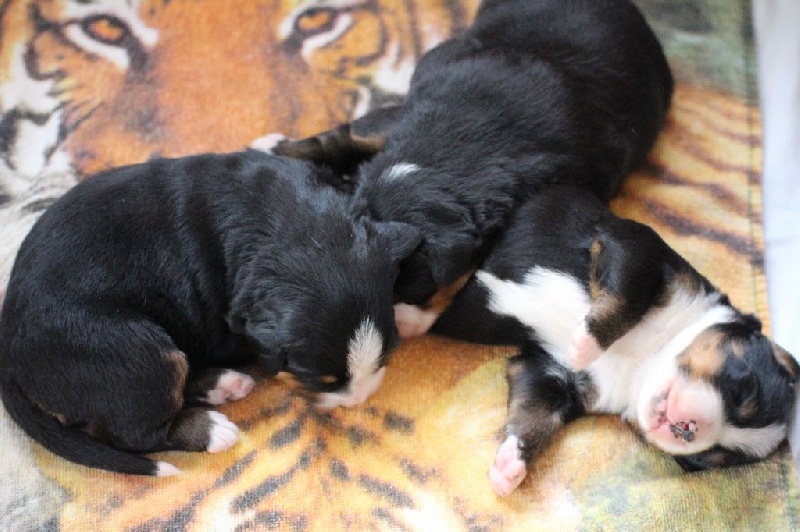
[771,341,800,384]
[226,305,294,375]
[366,220,422,263]
[738,313,763,333]
[422,202,478,286]
[674,447,755,472]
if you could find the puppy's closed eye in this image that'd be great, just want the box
[296,373,346,393]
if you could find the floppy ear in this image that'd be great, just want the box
[771,341,800,383]
[226,303,295,375]
[674,447,756,472]
[425,230,477,286]
[367,220,422,263]
[420,195,481,286]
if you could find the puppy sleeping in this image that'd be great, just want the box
[262,0,674,310]
[428,186,798,495]
[0,150,420,475]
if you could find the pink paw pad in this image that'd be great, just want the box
[394,303,438,339]
[567,324,603,370]
[205,371,256,405]
[489,436,527,496]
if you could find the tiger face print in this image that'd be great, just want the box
[1,0,478,179]
[0,0,477,287]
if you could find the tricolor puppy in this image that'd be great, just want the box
[264,0,673,312]
[429,186,798,496]
[0,150,420,475]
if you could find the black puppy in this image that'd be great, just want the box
[0,150,420,475]
[262,0,674,314]
[429,186,799,495]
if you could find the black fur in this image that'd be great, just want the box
[433,186,798,473]
[273,0,673,304]
[0,150,420,474]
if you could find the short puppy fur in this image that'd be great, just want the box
[0,150,421,475]
[430,186,799,495]
[267,0,674,308]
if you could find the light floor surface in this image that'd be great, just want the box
[753,0,800,473]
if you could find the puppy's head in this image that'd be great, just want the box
[358,161,481,304]
[238,216,421,408]
[634,316,798,470]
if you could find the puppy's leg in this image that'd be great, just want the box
[568,220,671,370]
[79,327,241,457]
[184,368,256,406]
[165,408,239,454]
[70,340,233,462]
[492,342,591,496]
[253,105,403,176]
[101,356,240,456]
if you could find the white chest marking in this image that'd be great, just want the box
[477,267,736,416]
[477,267,589,363]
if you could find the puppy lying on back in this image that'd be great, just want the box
[263,0,673,309]
[428,186,798,495]
[0,150,420,475]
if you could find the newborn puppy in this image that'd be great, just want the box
[430,186,799,495]
[264,0,674,310]
[0,150,420,475]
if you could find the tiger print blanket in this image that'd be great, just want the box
[1,0,797,530]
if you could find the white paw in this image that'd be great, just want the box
[205,370,256,405]
[206,411,239,453]
[394,303,439,339]
[567,322,603,371]
[489,435,527,496]
[156,461,181,476]
[250,133,288,154]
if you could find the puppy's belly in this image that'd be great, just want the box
[476,267,588,365]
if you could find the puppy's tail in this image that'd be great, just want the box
[0,379,178,476]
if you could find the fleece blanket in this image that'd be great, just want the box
[1,0,797,529]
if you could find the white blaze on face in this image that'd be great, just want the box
[317,318,386,409]
[380,163,420,182]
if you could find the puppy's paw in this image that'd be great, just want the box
[206,411,239,453]
[156,461,181,476]
[250,133,288,154]
[567,322,603,370]
[394,303,439,339]
[489,435,527,496]
[205,370,256,405]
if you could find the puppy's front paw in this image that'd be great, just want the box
[394,303,439,339]
[206,411,240,453]
[567,322,603,370]
[250,133,288,154]
[205,370,256,405]
[489,435,527,496]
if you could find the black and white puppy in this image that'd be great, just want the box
[428,186,799,495]
[263,0,674,311]
[0,150,420,476]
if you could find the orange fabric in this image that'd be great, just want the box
[0,1,796,529]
